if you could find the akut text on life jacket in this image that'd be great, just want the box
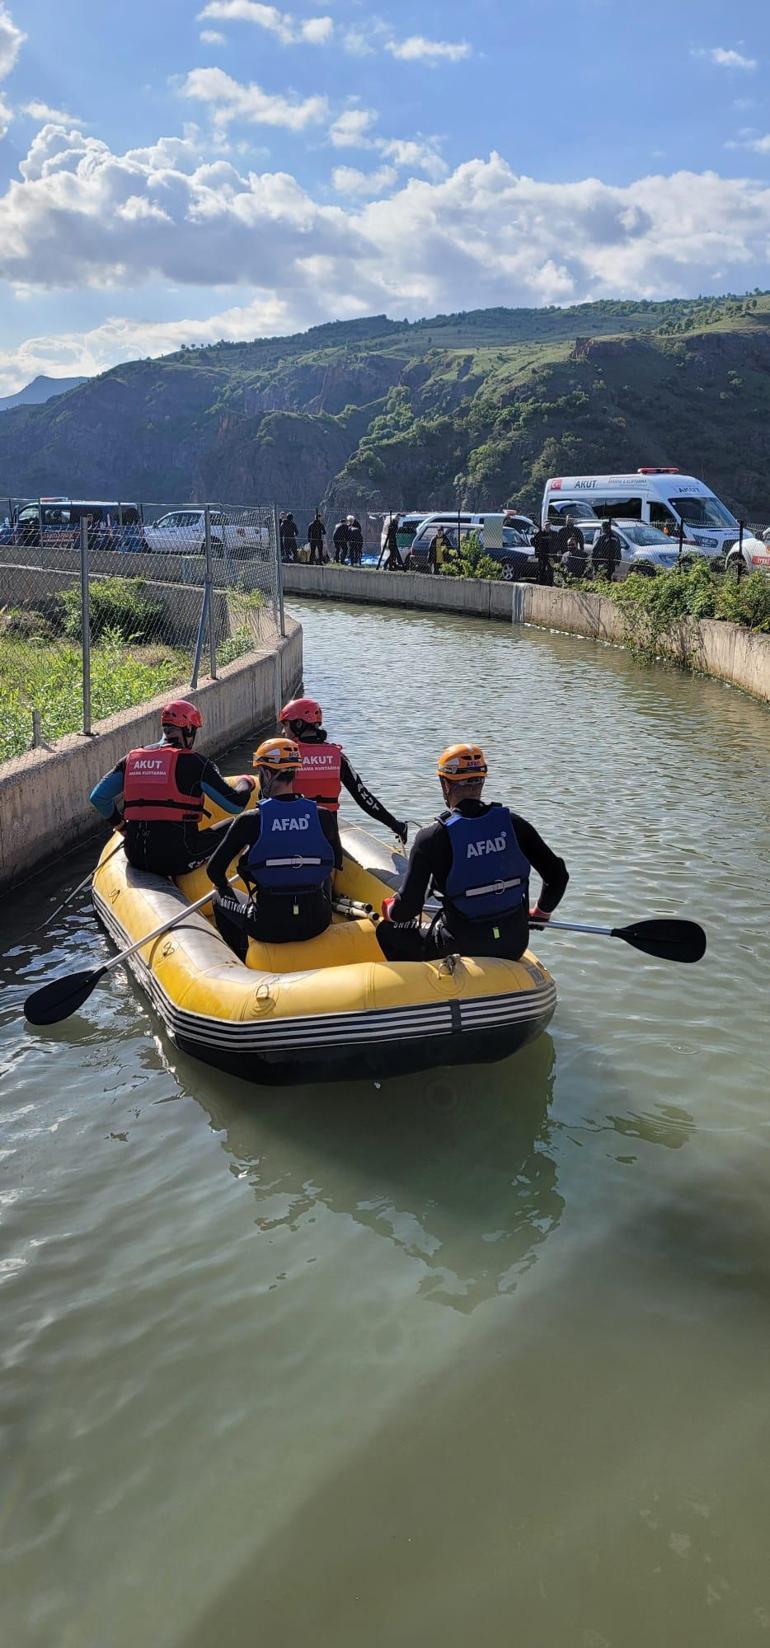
[123,746,205,825]
[292,742,343,811]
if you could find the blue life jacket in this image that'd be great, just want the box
[443,805,530,922]
[245,797,334,893]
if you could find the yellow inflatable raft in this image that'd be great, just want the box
[91,799,556,1084]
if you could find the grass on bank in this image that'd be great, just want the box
[0,627,188,763]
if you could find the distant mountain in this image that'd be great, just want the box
[0,296,768,517]
[0,374,88,413]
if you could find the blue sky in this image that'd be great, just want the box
[0,0,768,390]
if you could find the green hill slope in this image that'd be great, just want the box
[0,292,768,518]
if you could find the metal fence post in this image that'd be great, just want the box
[80,516,92,734]
[204,505,217,679]
[677,516,684,566]
[737,520,744,580]
[273,502,285,636]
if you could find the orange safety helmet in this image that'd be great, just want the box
[436,743,488,780]
[160,699,203,730]
[280,696,322,726]
[252,736,302,773]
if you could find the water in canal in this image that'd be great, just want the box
[2,598,769,1647]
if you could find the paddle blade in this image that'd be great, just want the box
[24,966,106,1026]
[612,919,706,964]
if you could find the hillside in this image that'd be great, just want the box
[0,374,88,413]
[0,293,768,517]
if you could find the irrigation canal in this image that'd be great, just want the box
[2,595,769,1647]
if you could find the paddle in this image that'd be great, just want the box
[24,878,232,1026]
[334,898,705,964]
[528,916,706,964]
[37,836,126,933]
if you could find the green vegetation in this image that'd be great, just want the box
[0,623,188,762]
[442,532,503,582]
[0,292,769,521]
[572,562,770,668]
[60,577,166,642]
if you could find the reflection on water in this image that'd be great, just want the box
[1,597,769,1648]
[185,1033,561,1316]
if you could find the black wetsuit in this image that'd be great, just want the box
[294,727,407,864]
[207,799,338,957]
[377,799,568,962]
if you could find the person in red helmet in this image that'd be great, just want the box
[89,699,256,877]
[278,695,407,865]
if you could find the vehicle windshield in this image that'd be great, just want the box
[673,495,737,529]
[549,501,600,523]
[622,525,671,546]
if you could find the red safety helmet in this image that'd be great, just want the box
[280,696,322,726]
[160,699,203,731]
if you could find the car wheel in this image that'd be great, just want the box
[501,559,516,581]
[631,560,658,578]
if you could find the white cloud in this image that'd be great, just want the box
[385,35,470,63]
[328,107,378,147]
[198,2,333,46]
[379,136,447,180]
[3,133,770,391]
[747,134,770,153]
[0,3,24,80]
[22,99,85,126]
[0,90,10,139]
[332,164,397,196]
[182,67,328,129]
[693,46,757,71]
[200,29,226,44]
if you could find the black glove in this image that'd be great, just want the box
[394,821,408,847]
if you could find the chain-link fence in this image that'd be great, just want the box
[0,500,283,766]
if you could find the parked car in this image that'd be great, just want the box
[143,509,268,557]
[503,511,537,540]
[578,520,705,576]
[405,522,537,579]
[725,536,770,576]
[1,498,143,552]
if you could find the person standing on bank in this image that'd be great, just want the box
[347,514,364,566]
[377,743,568,963]
[279,696,408,864]
[307,510,326,565]
[280,512,298,562]
[377,515,405,570]
[208,738,336,960]
[89,700,255,878]
[332,517,349,563]
[592,519,622,581]
[531,522,556,585]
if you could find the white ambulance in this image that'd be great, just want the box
[542,469,740,558]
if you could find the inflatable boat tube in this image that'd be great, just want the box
[91,804,556,1084]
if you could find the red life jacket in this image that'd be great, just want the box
[122,746,205,825]
[292,741,343,811]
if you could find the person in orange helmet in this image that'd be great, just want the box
[377,743,568,962]
[89,699,255,877]
[278,695,407,866]
[207,736,337,957]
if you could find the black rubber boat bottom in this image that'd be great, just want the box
[174,1017,551,1086]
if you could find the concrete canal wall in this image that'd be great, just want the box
[0,618,302,891]
[282,564,770,705]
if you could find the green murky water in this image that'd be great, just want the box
[1,598,769,1646]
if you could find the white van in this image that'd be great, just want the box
[541,469,740,558]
